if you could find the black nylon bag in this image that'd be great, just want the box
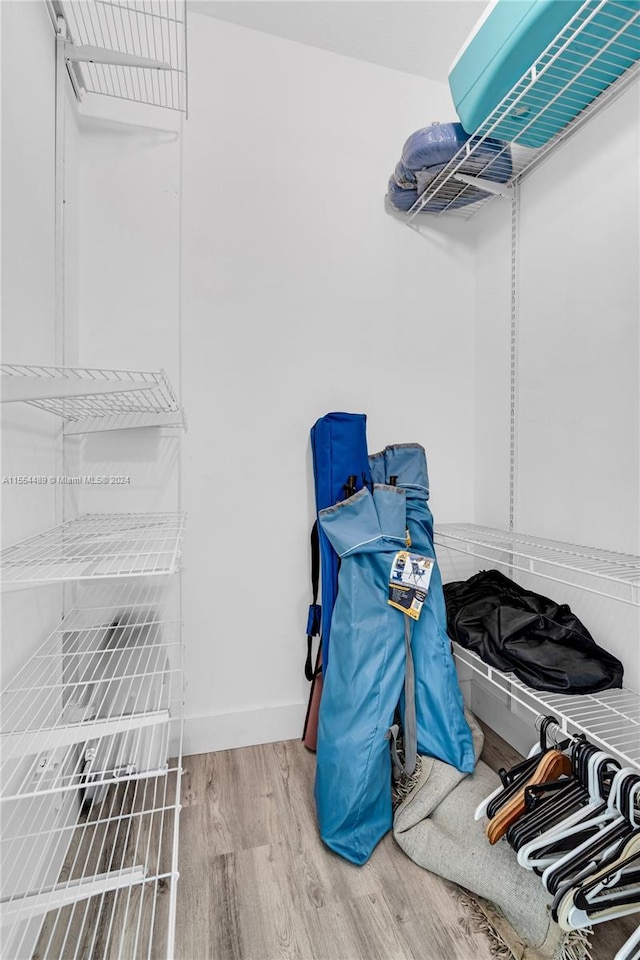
[443,569,623,694]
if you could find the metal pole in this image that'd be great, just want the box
[54,17,68,625]
[509,184,520,534]
[54,16,66,511]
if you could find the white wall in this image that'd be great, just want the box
[517,81,640,698]
[61,12,477,755]
[472,196,512,529]
[1,0,63,685]
[471,79,640,740]
[179,15,477,752]
[0,7,83,956]
[517,83,639,557]
[474,83,640,550]
[68,96,182,521]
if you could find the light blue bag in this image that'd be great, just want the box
[369,444,475,773]
[315,462,474,865]
[315,484,409,864]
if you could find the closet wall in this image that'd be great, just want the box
[1,1,79,686]
[70,95,182,523]
[516,84,639,558]
[469,77,640,744]
[54,9,478,756]
[178,14,480,753]
[1,7,84,950]
[474,83,640,554]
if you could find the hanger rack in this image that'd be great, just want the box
[533,714,579,750]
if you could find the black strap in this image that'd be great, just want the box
[305,522,320,681]
[310,521,319,605]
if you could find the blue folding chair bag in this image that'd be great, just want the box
[315,484,409,864]
[310,412,371,673]
[369,444,475,774]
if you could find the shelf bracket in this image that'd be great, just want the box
[64,43,172,71]
[455,174,514,200]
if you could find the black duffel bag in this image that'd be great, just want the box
[443,569,623,694]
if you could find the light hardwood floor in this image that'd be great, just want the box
[175,725,638,960]
[32,725,637,959]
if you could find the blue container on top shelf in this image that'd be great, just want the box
[449,0,640,148]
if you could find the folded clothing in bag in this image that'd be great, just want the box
[386,121,512,214]
[443,569,623,694]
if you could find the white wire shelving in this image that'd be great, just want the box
[1,364,187,434]
[0,580,184,960]
[3,9,188,954]
[1,512,186,584]
[434,523,640,606]
[2,770,181,959]
[0,603,182,799]
[53,0,188,113]
[434,523,640,769]
[407,0,640,221]
[453,643,640,770]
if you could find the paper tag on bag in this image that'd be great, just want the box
[388,551,434,620]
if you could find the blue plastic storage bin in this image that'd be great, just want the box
[449,0,640,148]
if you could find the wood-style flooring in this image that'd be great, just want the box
[31,725,637,959]
[175,724,638,960]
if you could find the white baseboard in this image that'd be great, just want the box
[182,686,541,759]
[183,701,308,756]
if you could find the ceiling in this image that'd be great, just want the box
[188,1,488,83]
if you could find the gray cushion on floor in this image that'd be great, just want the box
[393,712,590,959]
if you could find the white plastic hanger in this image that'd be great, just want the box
[554,831,640,930]
[473,722,553,821]
[517,752,617,869]
[614,923,640,960]
[540,767,638,894]
[562,784,640,930]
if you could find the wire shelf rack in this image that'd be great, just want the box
[454,642,640,770]
[434,523,640,606]
[1,364,186,434]
[1,513,186,584]
[407,0,640,220]
[2,769,181,959]
[56,0,187,113]
[0,580,183,959]
[0,606,182,800]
